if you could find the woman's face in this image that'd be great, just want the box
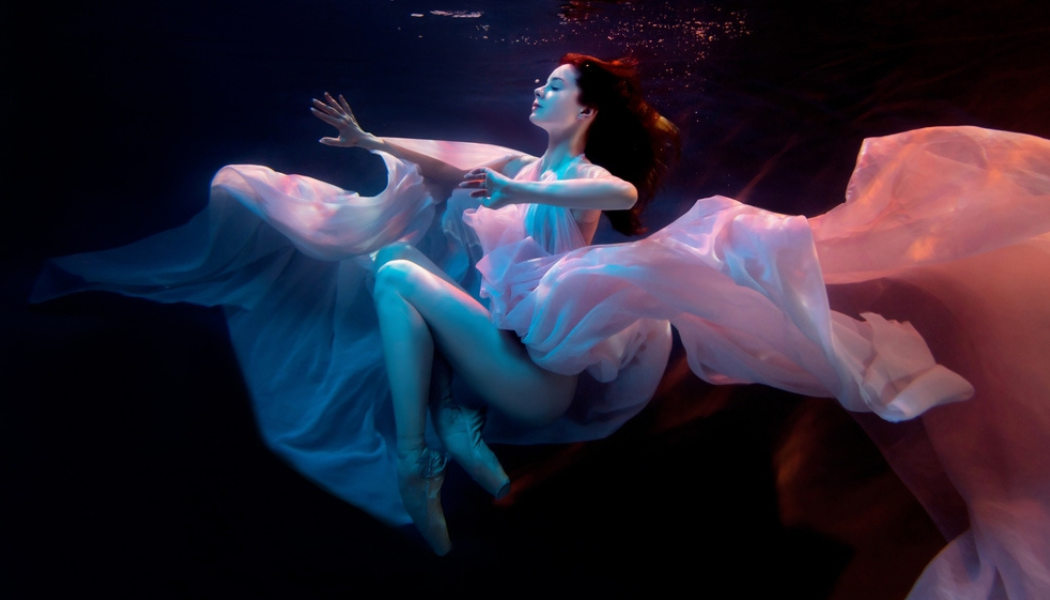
[530,64,589,132]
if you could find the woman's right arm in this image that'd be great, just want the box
[312,93,520,184]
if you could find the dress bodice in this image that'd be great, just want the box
[509,154,609,250]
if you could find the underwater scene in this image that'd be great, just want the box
[6,1,1050,598]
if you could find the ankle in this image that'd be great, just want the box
[396,440,427,463]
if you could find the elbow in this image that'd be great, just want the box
[617,181,639,210]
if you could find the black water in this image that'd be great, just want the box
[5,1,1050,597]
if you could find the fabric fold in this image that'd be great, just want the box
[29,129,1050,598]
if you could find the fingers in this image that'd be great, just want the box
[459,169,488,189]
[337,94,357,123]
[310,98,344,121]
[312,96,342,117]
[461,169,512,208]
[313,93,366,136]
[310,107,343,127]
[319,137,356,148]
[460,169,493,199]
[313,93,353,122]
[461,168,490,181]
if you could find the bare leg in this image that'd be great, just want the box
[375,258,577,426]
[373,268,451,555]
[373,258,576,552]
[373,241,461,288]
[375,242,509,497]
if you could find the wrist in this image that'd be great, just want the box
[360,134,385,151]
[502,179,526,204]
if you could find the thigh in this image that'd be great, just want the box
[375,259,577,426]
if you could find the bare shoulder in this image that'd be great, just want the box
[569,155,615,180]
[499,154,539,178]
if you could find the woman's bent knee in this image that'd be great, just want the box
[374,259,416,296]
[374,259,438,304]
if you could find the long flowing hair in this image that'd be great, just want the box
[560,53,680,236]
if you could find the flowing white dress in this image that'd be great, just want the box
[31,127,1050,599]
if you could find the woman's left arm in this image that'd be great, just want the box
[460,167,637,211]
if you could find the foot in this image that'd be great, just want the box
[432,401,511,499]
[397,446,452,556]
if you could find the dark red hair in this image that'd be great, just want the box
[560,53,680,236]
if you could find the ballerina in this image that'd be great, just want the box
[309,54,680,554]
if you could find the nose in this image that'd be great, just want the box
[534,86,543,98]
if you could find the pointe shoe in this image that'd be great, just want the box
[397,447,452,556]
[432,400,511,499]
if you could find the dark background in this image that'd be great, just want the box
[4,1,1050,598]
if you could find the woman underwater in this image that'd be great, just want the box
[31,53,1050,596]
[308,55,680,554]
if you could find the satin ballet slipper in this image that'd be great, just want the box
[396,447,452,556]
[432,399,511,499]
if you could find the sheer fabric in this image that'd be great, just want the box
[31,127,1050,598]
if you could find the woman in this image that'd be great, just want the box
[310,54,680,554]
[33,53,682,554]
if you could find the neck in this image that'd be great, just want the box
[540,126,588,174]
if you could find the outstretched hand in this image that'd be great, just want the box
[311,92,380,149]
[460,168,515,209]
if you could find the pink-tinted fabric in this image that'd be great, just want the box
[32,127,1050,597]
[459,127,1050,598]
[213,154,432,261]
[818,127,1050,598]
[466,162,974,422]
[462,156,674,443]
